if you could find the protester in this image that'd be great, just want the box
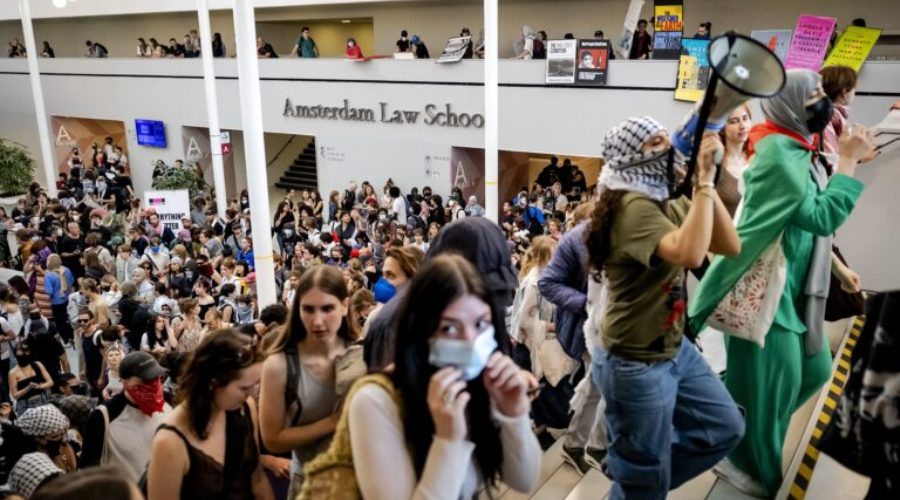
[586,116,744,499]
[690,69,876,497]
[291,27,319,58]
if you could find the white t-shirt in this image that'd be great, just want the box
[391,197,408,225]
[0,316,15,360]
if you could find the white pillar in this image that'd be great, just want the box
[232,0,277,307]
[17,0,58,198]
[483,0,499,222]
[196,0,228,219]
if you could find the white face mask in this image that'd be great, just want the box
[428,326,498,381]
[348,42,355,47]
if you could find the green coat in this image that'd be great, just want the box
[689,133,864,336]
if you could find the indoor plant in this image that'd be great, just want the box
[0,139,36,197]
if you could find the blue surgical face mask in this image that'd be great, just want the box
[151,246,160,253]
[372,277,396,304]
[429,326,497,381]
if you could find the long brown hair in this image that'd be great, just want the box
[519,235,557,278]
[177,328,265,439]
[585,189,627,282]
[269,265,353,354]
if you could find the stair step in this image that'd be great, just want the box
[275,181,317,191]
[283,171,317,180]
[292,160,317,168]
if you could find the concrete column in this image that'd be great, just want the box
[196,0,229,219]
[17,0,58,198]
[232,0,277,307]
[483,0,499,222]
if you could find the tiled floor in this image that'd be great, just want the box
[499,319,872,499]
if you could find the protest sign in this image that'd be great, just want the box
[784,14,836,70]
[823,26,882,71]
[546,39,577,84]
[436,36,472,63]
[751,29,793,62]
[576,39,610,85]
[675,38,711,102]
[143,190,190,232]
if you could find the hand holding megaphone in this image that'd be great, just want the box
[697,133,725,185]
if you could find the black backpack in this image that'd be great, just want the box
[532,38,546,59]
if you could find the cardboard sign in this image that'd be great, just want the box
[751,29,793,62]
[545,39,577,84]
[675,38,711,102]
[576,39,610,85]
[784,14,836,70]
[824,26,882,71]
[436,36,472,63]
[143,190,190,232]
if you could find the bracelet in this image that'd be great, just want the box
[696,181,716,190]
[693,186,716,200]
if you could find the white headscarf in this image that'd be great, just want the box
[598,116,673,201]
[761,69,821,141]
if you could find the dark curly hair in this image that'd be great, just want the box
[585,189,627,282]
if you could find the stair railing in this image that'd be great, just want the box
[267,135,298,167]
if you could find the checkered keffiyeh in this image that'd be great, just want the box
[9,452,63,497]
[598,116,672,201]
[17,405,70,437]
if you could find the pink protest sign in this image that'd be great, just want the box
[784,14,836,70]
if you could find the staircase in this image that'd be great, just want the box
[274,138,318,191]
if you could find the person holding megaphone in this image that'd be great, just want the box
[690,69,877,497]
[584,116,745,500]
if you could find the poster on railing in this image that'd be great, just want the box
[823,26,882,71]
[652,0,683,60]
[750,29,793,62]
[675,38,711,102]
[576,39,610,85]
[545,39,577,84]
[784,14,836,70]
[435,36,472,64]
[617,0,646,59]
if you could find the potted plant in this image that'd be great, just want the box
[151,161,209,200]
[0,139,36,200]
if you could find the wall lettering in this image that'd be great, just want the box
[282,98,484,129]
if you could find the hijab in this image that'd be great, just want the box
[761,69,820,141]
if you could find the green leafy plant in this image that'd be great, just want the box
[0,139,36,197]
[151,163,209,200]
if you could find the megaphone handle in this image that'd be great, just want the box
[678,75,720,198]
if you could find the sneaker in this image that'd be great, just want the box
[536,429,556,451]
[712,458,769,498]
[584,447,607,471]
[561,446,591,476]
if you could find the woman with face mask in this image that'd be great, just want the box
[9,339,53,415]
[585,116,743,500]
[345,37,363,59]
[148,329,273,500]
[690,69,877,497]
[343,255,540,498]
[259,266,355,499]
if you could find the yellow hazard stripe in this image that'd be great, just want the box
[788,316,866,499]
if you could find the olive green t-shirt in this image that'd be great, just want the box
[599,193,691,362]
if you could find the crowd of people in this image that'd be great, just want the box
[0,61,885,500]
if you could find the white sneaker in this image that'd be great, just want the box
[713,458,769,498]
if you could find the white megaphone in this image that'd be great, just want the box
[670,32,786,198]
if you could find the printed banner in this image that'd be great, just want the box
[449,147,485,207]
[576,39,610,85]
[750,29,793,62]
[784,14,836,70]
[618,0,646,59]
[545,39,577,84]
[50,116,128,176]
[143,190,190,232]
[653,31,683,59]
[823,26,882,71]
[675,38,711,102]
[436,36,472,63]
[654,3,683,32]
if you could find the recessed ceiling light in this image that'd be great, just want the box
[341,19,352,24]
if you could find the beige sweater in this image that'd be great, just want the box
[348,383,541,499]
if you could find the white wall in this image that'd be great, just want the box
[1,57,898,288]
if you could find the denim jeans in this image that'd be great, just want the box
[592,339,744,500]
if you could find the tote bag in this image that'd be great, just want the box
[707,234,787,348]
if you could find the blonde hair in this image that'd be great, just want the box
[519,236,557,279]
[46,254,68,294]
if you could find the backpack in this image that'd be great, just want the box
[298,374,401,500]
[532,38,546,59]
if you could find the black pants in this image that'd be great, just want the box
[52,303,73,344]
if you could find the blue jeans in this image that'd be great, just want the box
[592,339,744,500]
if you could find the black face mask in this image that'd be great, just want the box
[805,97,834,134]
[30,312,41,320]
[15,353,31,365]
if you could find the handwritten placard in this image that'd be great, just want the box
[784,14,836,70]
[823,26,882,71]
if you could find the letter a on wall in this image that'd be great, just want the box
[55,125,73,146]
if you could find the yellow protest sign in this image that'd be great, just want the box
[824,26,881,71]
